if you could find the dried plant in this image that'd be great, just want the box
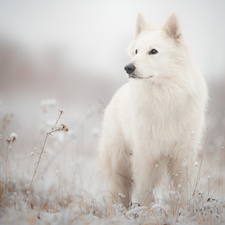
[29,108,69,190]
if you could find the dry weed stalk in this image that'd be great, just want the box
[4,133,17,194]
[192,132,210,197]
[29,108,69,190]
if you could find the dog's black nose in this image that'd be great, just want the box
[124,64,136,74]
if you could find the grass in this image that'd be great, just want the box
[0,100,225,224]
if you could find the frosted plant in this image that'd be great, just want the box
[59,107,64,114]
[59,124,69,132]
[118,193,125,199]
[6,133,17,144]
[10,133,17,142]
[3,132,18,195]
[208,175,211,196]
[6,136,11,143]
[29,108,69,190]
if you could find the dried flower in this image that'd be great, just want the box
[59,108,64,114]
[10,132,17,142]
[60,124,69,132]
[6,136,11,143]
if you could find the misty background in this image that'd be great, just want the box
[0,0,225,161]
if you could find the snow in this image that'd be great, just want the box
[126,206,147,216]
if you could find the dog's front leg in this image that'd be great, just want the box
[131,154,164,207]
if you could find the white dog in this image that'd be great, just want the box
[98,12,208,208]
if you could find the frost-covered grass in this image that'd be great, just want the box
[0,99,225,224]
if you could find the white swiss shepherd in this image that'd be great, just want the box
[98,12,208,208]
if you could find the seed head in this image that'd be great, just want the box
[59,108,64,114]
[6,136,11,143]
[10,132,17,142]
[60,124,69,132]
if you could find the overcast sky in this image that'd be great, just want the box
[0,0,225,81]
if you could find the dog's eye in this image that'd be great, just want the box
[135,49,138,54]
[149,49,158,55]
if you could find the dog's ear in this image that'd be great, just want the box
[136,12,147,37]
[163,12,181,39]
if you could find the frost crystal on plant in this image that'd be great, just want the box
[118,193,125,199]
[10,132,17,142]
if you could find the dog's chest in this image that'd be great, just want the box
[129,89,187,141]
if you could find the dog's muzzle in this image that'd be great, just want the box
[124,64,153,79]
[124,64,136,76]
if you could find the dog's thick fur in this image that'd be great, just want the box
[98,12,208,208]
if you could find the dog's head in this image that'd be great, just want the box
[125,12,190,83]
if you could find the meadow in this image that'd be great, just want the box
[0,95,225,225]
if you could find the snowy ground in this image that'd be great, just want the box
[0,99,225,224]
